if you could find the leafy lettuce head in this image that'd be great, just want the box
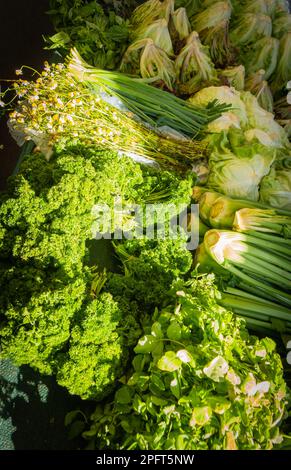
[260,167,291,210]
[207,129,276,201]
[243,36,279,81]
[241,91,289,147]
[175,32,218,94]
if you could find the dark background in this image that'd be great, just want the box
[0,1,85,450]
[0,0,53,190]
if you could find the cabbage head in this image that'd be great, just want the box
[207,129,276,200]
[260,167,291,209]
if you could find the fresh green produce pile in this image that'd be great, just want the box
[1,0,291,450]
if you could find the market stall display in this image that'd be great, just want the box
[1,0,291,450]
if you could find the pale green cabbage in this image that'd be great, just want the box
[135,18,174,55]
[245,70,274,112]
[241,91,289,146]
[244,37,279,80]
[272,11,291,39]
[207,129,276,201]
[171,7,191,40]
[175,31,218,94]
[271,32,291,94]
[220,65,245,91]
[260,167,291,209]
[230,13,272,46]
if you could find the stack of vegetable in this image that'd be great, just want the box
[193,188,291,335]
[73,276,288,450]
[188,87,291,208]
[116,0,291,124]
[0,0,291,452]
[7,57,230,171]
[46,0,291,130]
[0,144,194,400]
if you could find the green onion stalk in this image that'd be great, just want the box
[199,229,291,308]
[219,287,291,335]
[234,208,291,238]
[68,48,231,139]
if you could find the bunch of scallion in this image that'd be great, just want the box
[220,287,291,335]
[68,48,231,138]
[195,229,291,334]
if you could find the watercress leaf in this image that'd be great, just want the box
[65,410,84,427]
[67,420,86,440]
[151,395,168,407]
[121,419,133,434]
[189,406,212,427]
[132,355,145,372]
[132,394,146,414]
[151,340,164,358]
[151,321,163,339]
[157,351,182,372]
[134,335,156,354]
[203,356,229,382]
[170,377,181,399]
[167,321,182,341]
[115,385,133,404]
[176,349,192,363]
[151,374,166,391]
[207,396,231,415]
[176,434,188,450]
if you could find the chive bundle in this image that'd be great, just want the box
[68,48,230,138]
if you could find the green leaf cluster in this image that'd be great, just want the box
[108,235,193,311]
[0,144,193,400]
[82,275,287,449]
[47,1,134,69]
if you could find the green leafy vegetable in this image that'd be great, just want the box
[206,129,276,201]
[69,49,230,139]
[47,0,132,69]
[0,144,193,399]
[6,60,206,171]
[230,13,272,46]
[219,65,245,91]
[245,70,274,112]
[175,31,218,95]
[260,166,291,210]
[80,276,288,449]
[243,37,279,81]
[191,1,232,66]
